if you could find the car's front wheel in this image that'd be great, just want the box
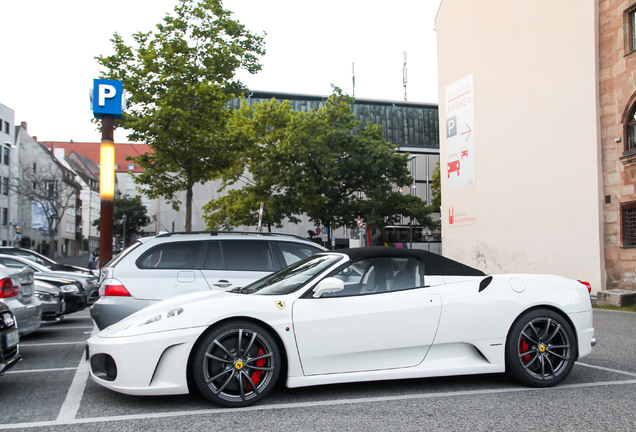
[505,308,577,387]
[191,321,281,407]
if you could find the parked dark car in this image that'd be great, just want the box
[0,302,21,375]
[34,275,86,315]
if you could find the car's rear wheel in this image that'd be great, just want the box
[505,308,577,387]
[191,321,280,407]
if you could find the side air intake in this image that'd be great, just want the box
[479,276,493,292]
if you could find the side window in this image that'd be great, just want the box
[137,241,202,269]
[325,256,423,297]
[203,241,223,270]
[222,240,274,271]
[16,252,45,265]
[277,242,322,267]
[0,257,26,269]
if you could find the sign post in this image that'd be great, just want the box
[92,79,123,268]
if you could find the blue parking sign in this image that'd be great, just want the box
[92,79,123,118]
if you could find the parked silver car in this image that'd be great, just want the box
[34,279,65,323]
[91,231,327,329]
[0,255,99,305]
[0,265,41,336]
[0,247,93,275]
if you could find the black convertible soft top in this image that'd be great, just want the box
[332,247,485,277]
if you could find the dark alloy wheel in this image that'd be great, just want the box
[191,321,281,407]
[505,308,577,387]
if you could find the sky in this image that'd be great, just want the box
[0,0,441,143]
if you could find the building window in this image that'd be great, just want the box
[44,180,57,199]
[627,6,636,54]
[2,146,8,166]
[626,103,636,154]
[623,203,636,247]
[1,208,7,226]
[3,121,8,134]
[2,177,7,195]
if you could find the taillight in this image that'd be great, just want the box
[0,278,19,298]
[100,279,131,297]
[578,280,592,293]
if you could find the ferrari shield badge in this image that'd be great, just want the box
[275,300,286,310]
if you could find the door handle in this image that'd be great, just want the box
[213,280,232,287]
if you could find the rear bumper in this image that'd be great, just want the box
[0,353,21,375]
[90,297,155,330]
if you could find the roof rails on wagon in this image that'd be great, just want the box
[155,230,309,241]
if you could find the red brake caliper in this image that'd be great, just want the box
[246,348,266,391]
[520,340,531,364]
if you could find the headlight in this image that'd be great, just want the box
[36,292,53,302]
[127,307,184,329]
[60,284,80,293]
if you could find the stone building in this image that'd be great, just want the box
[600,0,636,290]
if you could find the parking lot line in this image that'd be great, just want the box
[577,361,636,378]
[1,375,635,430]
[5,367,77,374]
[19,342,86,347]
[56,353,91,422]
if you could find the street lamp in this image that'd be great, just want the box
[122,214,127,249]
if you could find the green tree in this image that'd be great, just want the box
[203,89,435,241]
[431,162,441,209]
[95,0,265,231]
[93,196,152,244]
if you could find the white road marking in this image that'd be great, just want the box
[20,342,86,347]
[577,361,636,377]
[5,367,77,374]
[0,377,635,430]
[55,354,91,422]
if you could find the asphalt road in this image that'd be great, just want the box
[0,309,635,431]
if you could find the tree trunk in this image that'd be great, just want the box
[185,185,193,232]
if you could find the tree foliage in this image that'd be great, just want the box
[92,195,152,241]
[203,89,435,235]
[95,0,265,231]
[431,162,441,209]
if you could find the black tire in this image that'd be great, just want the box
[191,321,281,407]
[505,308,577,387]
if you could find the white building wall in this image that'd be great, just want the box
[0,104,22,246]
[436,1,604,291]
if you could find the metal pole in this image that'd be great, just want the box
[99,115,114,268]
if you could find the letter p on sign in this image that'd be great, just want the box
[92,79,123,118]
[98,84,117,107]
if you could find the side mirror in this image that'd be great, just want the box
[312,277,344,298]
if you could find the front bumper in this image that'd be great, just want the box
[87,326,204,396]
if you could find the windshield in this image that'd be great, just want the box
[236,254,343,295]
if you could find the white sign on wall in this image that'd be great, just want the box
[445,74,475,190]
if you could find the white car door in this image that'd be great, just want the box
[292,256,442,376]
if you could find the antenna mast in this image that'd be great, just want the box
[352,62,356,98]
[403,51,407,101]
